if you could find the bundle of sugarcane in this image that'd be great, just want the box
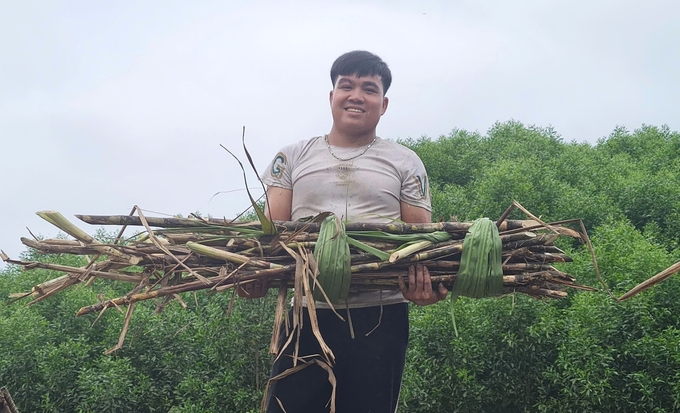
[3,203,596,318]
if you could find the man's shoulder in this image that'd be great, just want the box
[375,138,424,161]
[263,136,324,184]
[270,136,322,164]
[278,136,323,153]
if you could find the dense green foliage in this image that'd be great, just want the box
[0,251,275,413]
[1,121,679,412]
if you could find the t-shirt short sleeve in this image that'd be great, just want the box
[399,151,432,212]
[261,146,295,190]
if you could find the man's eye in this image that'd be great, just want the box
[365,89,377,94]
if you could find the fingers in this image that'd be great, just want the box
[236,285,249,298]
[420,264,433,295]
[402,265,448,306]
[237,282,254,298]
[408,264,416,291]
[437,283,449,300]
[400,266,417,301]
[415,264,425,293]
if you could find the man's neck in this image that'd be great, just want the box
[326,128,376,148]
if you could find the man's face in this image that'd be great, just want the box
[329,74,389,138]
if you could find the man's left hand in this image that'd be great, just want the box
[399,263,448,306]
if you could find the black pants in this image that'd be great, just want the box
[266,303,409,413]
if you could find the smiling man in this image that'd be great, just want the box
[250,50,448,413]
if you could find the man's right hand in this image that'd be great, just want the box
[236,279,271,299]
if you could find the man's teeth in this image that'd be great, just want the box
[347,108,363,113]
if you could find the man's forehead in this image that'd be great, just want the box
[336,74,383,86]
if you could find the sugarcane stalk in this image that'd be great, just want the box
[37,211,97,244]
[499,231,537,243]
[77,214,539,234]
[21,237,103,255]
[40,239,84,246]
[77,214,243,228]
[528,245,567,254]
[389,240,434,263]
[75,264,295,316]
[186,242,282,269]
[161,233,231,246]
[617,260,680,301]
[4,258,145,284]
[37,211,139,264]
[514,287,568,299]
[412,241,465,261]
[36,211,139,265]
[503,234,560,249]
[227,238,268,248]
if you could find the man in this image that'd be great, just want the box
[241,50,448,413]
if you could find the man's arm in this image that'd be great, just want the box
[264,186,293,221]
[237,186,292,298]
[400,201,431,224]
[398,202,449,306]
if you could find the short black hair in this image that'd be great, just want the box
[330,50,392,94]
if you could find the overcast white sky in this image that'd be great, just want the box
[1,0,678,266]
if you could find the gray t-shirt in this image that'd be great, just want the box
[262,136,432,308]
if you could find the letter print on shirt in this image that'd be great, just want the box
[270,152,287,178]
[332,163,356,187]
[413,174,429,199]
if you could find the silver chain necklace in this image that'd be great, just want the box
[324,134,377,162]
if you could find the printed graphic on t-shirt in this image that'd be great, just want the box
[413,174,428,199]
[270,152,287,179]
[332,164,356,187]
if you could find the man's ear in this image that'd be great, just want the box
[381,96,389,115]
[329,90,334,106]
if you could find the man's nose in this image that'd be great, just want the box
[348,88,364,102]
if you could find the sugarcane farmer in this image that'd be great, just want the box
[239,50,449,413]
